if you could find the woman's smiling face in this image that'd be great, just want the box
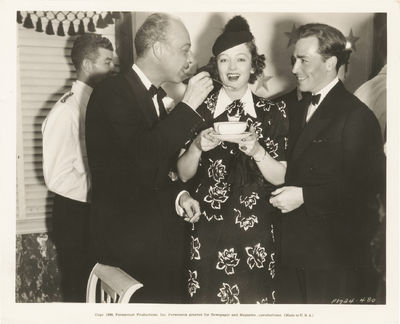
[217,43,254,97]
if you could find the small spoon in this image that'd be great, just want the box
[212,78,236,90]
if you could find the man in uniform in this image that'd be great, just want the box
[42,33,115,302]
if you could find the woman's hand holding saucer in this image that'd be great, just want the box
[194,127,221,152]
[237,126,265,160]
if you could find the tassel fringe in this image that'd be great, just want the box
[23,13,34,28]
[17,11,121,36]
[35,17,43,32]
[45,20,54,35]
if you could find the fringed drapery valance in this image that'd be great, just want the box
[17,11,121,36]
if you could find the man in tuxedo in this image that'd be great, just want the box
[85,13,213,303]
[270,23,385,303]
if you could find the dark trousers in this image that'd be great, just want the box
[52,194,91,302]
[279,265,379,304]
[127,252,186,304]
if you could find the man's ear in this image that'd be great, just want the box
[81,58,93,74]
[152,41,164,60]
[326,56,337,72]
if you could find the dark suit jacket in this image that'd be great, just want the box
[280,81,385,269]
[85,69,203,302]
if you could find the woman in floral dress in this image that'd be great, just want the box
[177,16,288,304]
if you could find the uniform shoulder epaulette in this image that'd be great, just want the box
[60,91,74,103]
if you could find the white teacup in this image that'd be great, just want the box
[214,121,247,135]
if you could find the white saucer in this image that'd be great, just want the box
[212,132,251,142]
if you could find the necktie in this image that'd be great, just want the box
[149,85,167,119]
[226,99,244,120]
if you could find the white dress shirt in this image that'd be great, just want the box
[306,77,339,122]
[132,64,174,115]
[42,80,92,203]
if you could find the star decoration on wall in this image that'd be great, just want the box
[346,29,360,51]
[284,24,298,48]
[256,74,273,92]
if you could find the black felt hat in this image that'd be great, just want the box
[212,15,254,56]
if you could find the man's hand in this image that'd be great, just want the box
[179,192,201,223]
[182,71,213,110]
[193,127,221,152]
[269,186,304,213]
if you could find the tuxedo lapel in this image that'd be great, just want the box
[290,81,344,161]
[124,69,158,128]
[286,92,308,158]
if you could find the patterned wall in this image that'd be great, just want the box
[16,233,62,302]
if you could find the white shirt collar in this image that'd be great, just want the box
[214,86,256,118]
[312,76,339,107]
[71,80,93,108]
[132,64,152,90]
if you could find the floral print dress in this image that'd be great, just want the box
[185,89,288,304]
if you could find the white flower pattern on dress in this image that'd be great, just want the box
[284,136,288,150]
[234,208,258,231]
[270,224,275,243]
[186,94,284,303]
[207,159,227,182]
[256,98,274,111]
[276,100,287,118]
[245,243,268,269]
[204,92,218,114]
[263,137,279,159]
[204,182,230,209]
[239,192,260,209]
[202,210,224,222]
[216,248,240,275]
[217,283,240,304]
[256,297,268,304]
[188,270,200,297]
[268,252,276,279]
[246,118,263,139]
[190,236,201,260]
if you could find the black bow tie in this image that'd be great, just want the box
[149,85,167,119]
[301,92,321,106]
[148,85,167,99]
[311,94,321,105]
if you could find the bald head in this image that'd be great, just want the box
[134,13,184,58]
